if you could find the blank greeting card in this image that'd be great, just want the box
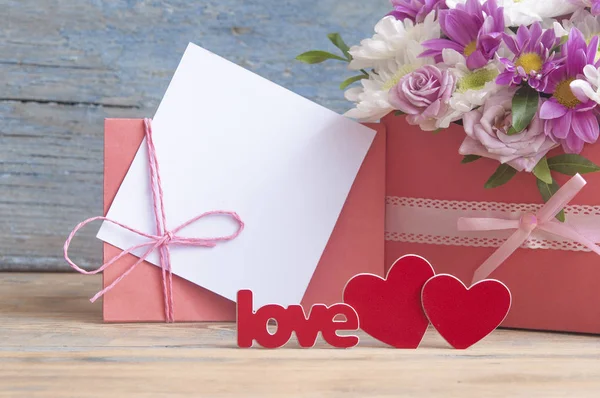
[97,43,376,309]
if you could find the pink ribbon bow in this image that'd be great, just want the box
[64,119,244,322]
[458,174,600,285]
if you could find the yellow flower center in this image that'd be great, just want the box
[464,41,477,57]
[457,68,499,92]
[382,64,417,91]
[515,52,543,74]
[553,78,580,109]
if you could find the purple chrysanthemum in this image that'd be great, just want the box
[539,28,600,154]
[496,23,563,92]
[388,0,448,23]
[420,0,504,70]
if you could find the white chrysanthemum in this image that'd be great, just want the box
[344,41,431,122]
[442,49,503,123]
[444,50,502,111]
[348,13,440,71]
[447,0,581,27]
[344,78,394,122]
[554,9,600,40]
[571,64,600,104]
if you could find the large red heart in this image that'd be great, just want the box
[422,275,512,349]
[343,255,435,348]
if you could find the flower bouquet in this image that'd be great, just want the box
[298,0,600,334]
[298,0,600,207]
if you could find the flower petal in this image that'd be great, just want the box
[502,32,519,55]
[441,48,465,66]
[421,39,464,58]
[506,158,529,172]
[443,9,479,46]
[539,99,567,120]
[516,24,530,49]
[552,111,572,140]
[496,71,514,86]
[563,133,585,154]
[462,109,481,137]
[583,65,600,85]
[528,22,543,46]
[466,50,488,70]
[344,87,363,102]
[572,111,600,144]
[540,28,558,51]
[570,80,597,103]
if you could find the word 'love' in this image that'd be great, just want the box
[237,290,359,348]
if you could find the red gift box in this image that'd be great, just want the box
[383,114,600,334]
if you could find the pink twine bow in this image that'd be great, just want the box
[458,174,600,285]
[64,118,244,322]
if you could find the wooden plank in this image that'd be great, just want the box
[0,0,388,270]
[1,273,600,397]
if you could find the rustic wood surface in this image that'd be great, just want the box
[1,273,600,397]
[0,0,388,271]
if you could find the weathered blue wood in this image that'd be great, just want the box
[0,0,389,270]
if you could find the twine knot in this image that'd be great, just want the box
[160,231,175,246]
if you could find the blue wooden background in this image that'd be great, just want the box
[0,0,390,270]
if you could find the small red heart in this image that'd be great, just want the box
[422,275,511,349]
[343,255,435,348]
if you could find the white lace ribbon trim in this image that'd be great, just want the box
[385,197,600,252]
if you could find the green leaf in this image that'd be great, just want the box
[532,156,552,184]
[512,85,539,133]
[394,110,405,116]
[507,126,518,136]
[547,154,600,175]
[484,164,518,189]
[461,155,482,164]
[339,75,367,90]
[296,51,348,64]
[327,33,351,60]
[536,178,566,222]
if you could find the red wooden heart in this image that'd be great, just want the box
[422,275,512,349]
[343,255,435,348]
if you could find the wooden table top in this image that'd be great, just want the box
[2,273,600,397]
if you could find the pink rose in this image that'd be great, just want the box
[388,65,457,131]
[460,89,557,172]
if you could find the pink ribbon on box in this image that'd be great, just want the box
[64,118,244,322]
[458,174,600,285]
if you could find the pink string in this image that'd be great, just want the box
[64,118,244,322]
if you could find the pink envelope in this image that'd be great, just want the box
[383,114,600,334]
[102,119,386,322]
